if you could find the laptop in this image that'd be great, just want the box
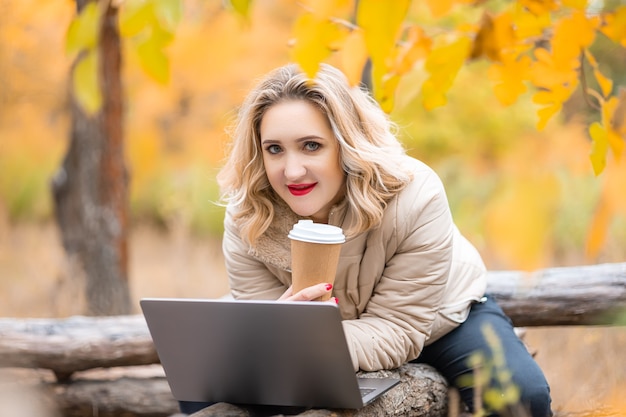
[140,298,400,410]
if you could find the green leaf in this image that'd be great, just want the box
[153,0,182,32]
[66,2,100,56]
[72,49,102,115]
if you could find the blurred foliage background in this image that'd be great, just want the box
[0,0,625,272]
[1,3,625,412]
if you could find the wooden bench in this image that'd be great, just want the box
[1,262,625,417]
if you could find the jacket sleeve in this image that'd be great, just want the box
[222,206,287,300]
[342,169,453,371]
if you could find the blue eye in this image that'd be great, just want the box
[266,144,282,154]
[304,142,320,151]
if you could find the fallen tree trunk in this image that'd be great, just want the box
[0,315,158,381]
[1,263,624,378]
[487,262,626,326]
[48,374,179,417]
[13,363,447,417]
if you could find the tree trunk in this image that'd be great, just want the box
[51,0,131,316]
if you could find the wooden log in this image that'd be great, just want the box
[0,262,624,378]
[487,262,626,326]
[47,375,179,417]
[0,315,158,381]
[18,363,447,417]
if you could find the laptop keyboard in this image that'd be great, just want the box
[360,388,376,397]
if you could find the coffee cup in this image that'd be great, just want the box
[288,220,345,301]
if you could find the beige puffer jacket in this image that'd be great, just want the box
[222,156,487,372]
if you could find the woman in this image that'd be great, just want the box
[207,63,552,416]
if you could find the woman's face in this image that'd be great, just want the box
[260,99,345,223]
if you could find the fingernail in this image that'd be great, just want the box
[334,297,339,304]
[325,283,333,291]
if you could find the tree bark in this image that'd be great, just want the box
[51,0,131,316]
[46,375,179,417]
[487,262,626,326]
[0,315,158,381]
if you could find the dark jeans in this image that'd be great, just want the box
[412,295,552,417]
[180,296,552,417]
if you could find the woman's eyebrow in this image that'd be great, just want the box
[295,135,326,142]
[260,139,280,145]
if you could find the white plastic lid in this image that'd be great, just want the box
[288,220,345,244]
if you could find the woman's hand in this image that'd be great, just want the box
[278,283,337,303]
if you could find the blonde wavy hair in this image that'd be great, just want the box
[217,63,412,246]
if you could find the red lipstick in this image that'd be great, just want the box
[288,183,316,196]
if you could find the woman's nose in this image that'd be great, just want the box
[284,155,306,180]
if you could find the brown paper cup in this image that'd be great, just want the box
[291,240,342,301]
[288,220,345,301]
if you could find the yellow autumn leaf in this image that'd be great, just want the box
[66,2,100,56]
[487,54,531,106]
[291,12,348,79]
[72,49,101,115]
[532,81,578,130]
[536,103,561,131]
[470,11,515,62]
[584,48,599,68]
[356,2,408,53]
[357,0,410,96]
[375,72,402,113]
[422,36,472,111]
[518,0,558,16]
[226,0,252,21]
[551,10,597,59]
[392,25,431,75]
[136,33,170,83]
[119,0,154,38]
[589,121,608,176]
[339,29,368,86]
[601,6,626,48]
[594,69,614,98]
[512,4,551,40]
[533,83,575,105]
[610,88,626,138]
[529,47,578,90]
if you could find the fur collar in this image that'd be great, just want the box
[249,201,302,272]
[248,199,350,272]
